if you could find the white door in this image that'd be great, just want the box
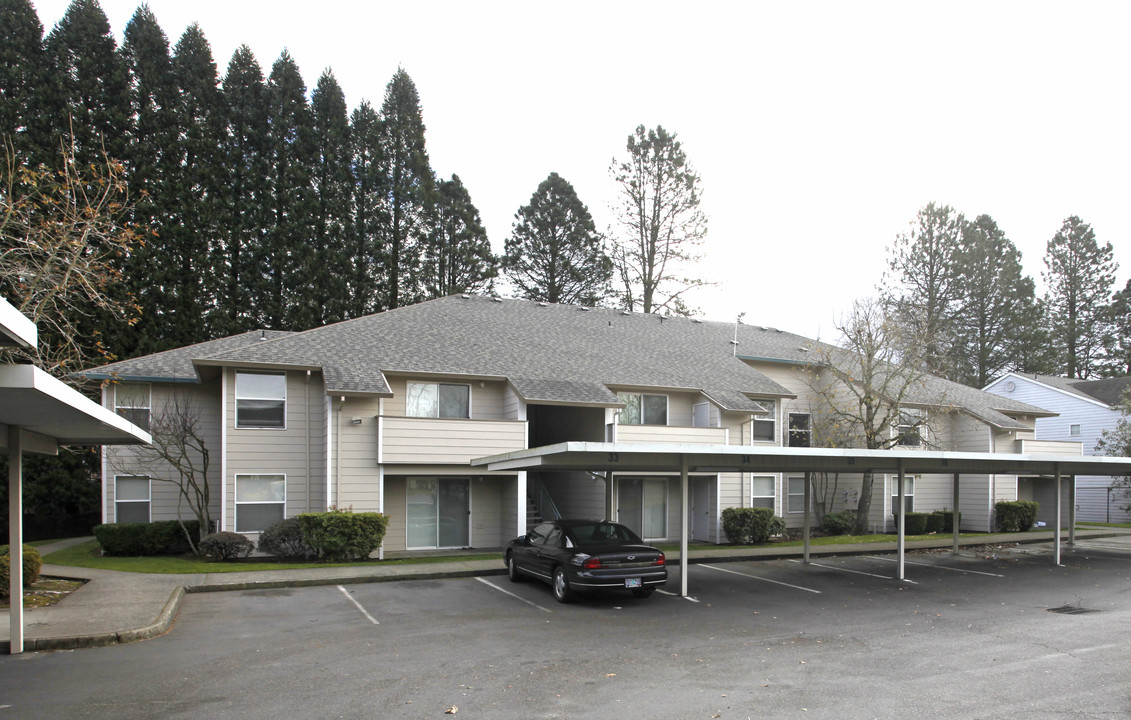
[693,478,712,542]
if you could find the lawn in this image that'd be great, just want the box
[43,540,498,574]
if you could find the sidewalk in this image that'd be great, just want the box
[3,528,1127,653]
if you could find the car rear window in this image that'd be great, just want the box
[570,523,641,545]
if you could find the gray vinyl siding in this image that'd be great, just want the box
[103,380,222,525]
[336,396,382,512]
[540,470,607,519]
[225,368,326,533]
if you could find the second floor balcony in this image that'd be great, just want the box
[378,416,527,465]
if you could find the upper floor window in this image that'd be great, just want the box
[236,371,286,428]
[787,413,811,447]
[752,400,776,442]
[115,383,151,432]
[617,393,668,425]
[1069,423,1082,437]
[896,408,924,447]
[407,382,470,418]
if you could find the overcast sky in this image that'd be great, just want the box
[31,0,1131,340]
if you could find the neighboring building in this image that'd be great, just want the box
[80,296,1076,554]
[984,373,1131,523]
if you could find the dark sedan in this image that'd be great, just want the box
[504,519,668,603]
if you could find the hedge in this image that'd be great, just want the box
[297,509,389,561]
[199,532,254,560]
[995,501,1039,532]
[93,520,206,556]
[933,510,961,533]
[925,513,944,534]
[0,545,42,596]
[721,507,779,545]
[821,510,856,536]
[257,517,315,559]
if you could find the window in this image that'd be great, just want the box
[751,475,775,510]
[235,474,285,532]
[115,476,150,523]
[891,475,915,514]
[1069,424,1082,437]
[617,393,668,425]
[787,413,811,447]
[115,383,150,432]
[752,400,776,442]
[787,476,810,513]
[235,372,286,428]
[896,408,924,446]
[617,477,668,539]
[406,382,470,419]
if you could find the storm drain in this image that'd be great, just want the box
[1046,604,1099,615]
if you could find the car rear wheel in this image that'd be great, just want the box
[552,566,575,603]
[506,552,523,582]
[631,588,655,599]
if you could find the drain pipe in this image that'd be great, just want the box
[336,396,344,508]
[305,371,311,512]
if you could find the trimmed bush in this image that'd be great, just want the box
[93,520,206,556]
[769,515,786,538]
[933,510,961,533]
[297,509,389,561]
[995,501,1039,532]
[821,510,856,536]
[199,532,254,561]
[257,517,315,559]
[925,513,944,534]
[0,545,42,596]
[721,507,778,545]
[893,512,929,534]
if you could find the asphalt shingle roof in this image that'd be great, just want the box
[77,330,293,383]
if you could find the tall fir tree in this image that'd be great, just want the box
[262,50,314,330]
[424,174,497,298]
[347,100,387,317]
[503,172,612,305]
[0,0,54,165]
[1042,216,1117,379]
[378,68,433,309]
[45,0,131,166]
[306,70,352,327]
[1104,280,1131,376]
[214,45,270,336]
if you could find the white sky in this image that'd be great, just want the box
[31,0,1131,340]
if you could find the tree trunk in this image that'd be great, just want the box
[855,471,875,534]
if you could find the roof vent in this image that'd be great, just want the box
[492,297,503,303]
[459,294,470,299]
[538,302,548,307]
[729,340,739,345]
[692,319,703,323]
[259,330,266,340]
[797,346,808,352]
[579,307,590,312]
[621,311,631,316]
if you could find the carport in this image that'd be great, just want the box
[474,442,1131,597]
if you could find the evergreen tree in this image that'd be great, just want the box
[0,0,54,165]
[424,174,497,298]
[45,0,131,166]
[1104,279,1131,376]
[348,100,387,317]
[213,45,270,336]
[951,214,1039,387]
[1042,216,1116,379]
[378,68,433,309]
[262,50,314,330]
[503,172,612,305]
[306,70,352,326]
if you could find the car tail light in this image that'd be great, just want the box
[655,553,666,566]
[582,556,604,570]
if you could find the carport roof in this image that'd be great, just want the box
[473,441,1131,477]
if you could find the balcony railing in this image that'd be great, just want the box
[610,424,729,445]
[378,416,527,465]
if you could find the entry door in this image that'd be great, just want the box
[618,478,643,537]
[407,478,469,549]
[693,478,712,542]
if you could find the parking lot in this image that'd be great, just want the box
[4,539,1131,719]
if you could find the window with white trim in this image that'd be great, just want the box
[235,372,286,428]
[406,382,470,418]
[115,476,150,523]
[787,476,810,513]
[235,474,285,532]
[896,408,924,447]
[752,400,776,442]
[751,475,775,510]
[787,413,811,447]
[115,383,151,432]
[891,475,915,514]
[1069,423,1082,437]
[617,393,668,426]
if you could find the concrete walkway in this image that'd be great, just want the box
[3,528,1127,653]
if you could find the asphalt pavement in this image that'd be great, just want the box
[3,528,1126,653]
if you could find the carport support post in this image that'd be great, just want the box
[1068,475,1076,546]
[8,426,24,654]
[1054,464,1062,566]
[897,460,906,581]
[802,472,811,563]
[680,455,689,598]
[952,473,960,555]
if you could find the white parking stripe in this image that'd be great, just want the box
[701,563,822,593]
[337,585,379,625]
[863,555,1004,577]
[787,559,895,580]
[1071,542,1131,552]
[475,577,554,613]
[656,589,700,602]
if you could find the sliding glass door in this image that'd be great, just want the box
[407,478,469,549]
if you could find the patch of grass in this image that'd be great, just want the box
[1078,522,1131,529]
[0,578,85,610]
[42,540,497,574]
[657,533,981,552]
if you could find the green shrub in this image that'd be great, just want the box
[199,532,255,560]
[93,520,205,556]
[297,509,389,561]
[769,515,786,538]
[257,517,315,559]
[0,545,42,596]
[721,507,777,545]
[933,510,961,533]
[995,501,1039,532]
[893,512,929,534]
[821,510,856,536]
[925,513,944,533]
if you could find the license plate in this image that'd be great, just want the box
[625,577,642,588]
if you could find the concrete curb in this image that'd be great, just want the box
[187,568,508,594]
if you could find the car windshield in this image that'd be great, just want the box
[568,523,642,545]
